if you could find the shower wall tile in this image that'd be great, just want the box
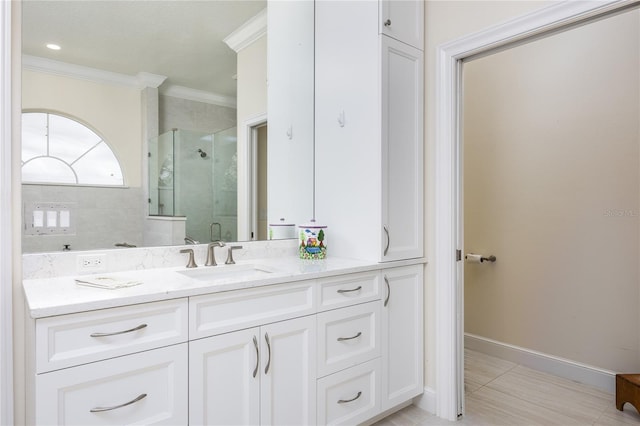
[22,185,144,253]
[159,96,236,135]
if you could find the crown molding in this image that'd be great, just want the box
[160,85,237,108]
[22,54,154,88]
[223,8,267,53]
[136,72,168,89]
[22,55,236,107]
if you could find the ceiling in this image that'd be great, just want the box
[21,0,267,98]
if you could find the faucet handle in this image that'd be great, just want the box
[180,248,198,268]
[225,245,243,265]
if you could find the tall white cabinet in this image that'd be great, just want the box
[315,0,424,262]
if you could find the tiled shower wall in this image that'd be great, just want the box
[22,184,144,253]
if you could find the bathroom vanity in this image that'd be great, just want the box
[23,252,424,425]
[20,0,426,423]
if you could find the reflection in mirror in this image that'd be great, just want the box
[21,0,315,253]
[148,128,238,245]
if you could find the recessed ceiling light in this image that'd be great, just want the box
[46,44,61,51]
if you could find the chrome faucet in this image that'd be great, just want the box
[225,245,243,265]
[184,236,199,245]
[180,248,198,268]
[205,241,225,266]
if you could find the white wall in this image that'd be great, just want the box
[236,35,267,240]
[463,9,640,372]
[423,0,556,391]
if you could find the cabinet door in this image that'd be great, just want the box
[381,36,424,262]
[35,344,187,425]
[314,0,381,261]
[267,0,315,228]
[260,315,316,425]
[380,0,424,50]
[381,265,424,410]
[189,328,260,426]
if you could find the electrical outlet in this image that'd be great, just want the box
[77,254,107,274]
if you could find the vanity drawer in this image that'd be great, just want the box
[317,301,380,377]
[190,280,316,339]
[35,343,188,426]
[317,358,381,426]
[35,298,188,373]
[318,271,380,311]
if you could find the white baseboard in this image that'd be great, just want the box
[465,333,616,394]
[413,386,436,414]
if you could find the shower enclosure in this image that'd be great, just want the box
[148,128,237,243]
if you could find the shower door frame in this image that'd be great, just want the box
[433,0,636,421]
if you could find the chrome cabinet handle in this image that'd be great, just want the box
[383,226,390,256]
[90,393,147,413]
[384,276,390,307]
[338,391,362,404]
[90,323,147,338]
[337,286,362,294]
[384,19,391,27]
[337,331,362,342]
[264,332,271,375]
[253,335,259,378]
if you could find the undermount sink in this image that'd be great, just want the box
[176,264,277,282]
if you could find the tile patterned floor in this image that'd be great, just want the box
[374,349,640,425]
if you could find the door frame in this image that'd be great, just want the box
[0,1,14,424]
[433,0,637,420]
[242,113,267,241]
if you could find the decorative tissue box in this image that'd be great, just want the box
[298,221,327,260]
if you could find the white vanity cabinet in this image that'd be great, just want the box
[189,316,317,426]
[315,0,424,263]
[188,280,317,425]
[35,344,188,426]
[27,262,424,425]
[31,299,189,425]
[381,264,424,410]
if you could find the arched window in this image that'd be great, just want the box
[21,112,124,186]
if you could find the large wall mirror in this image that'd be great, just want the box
[21,0,315,253]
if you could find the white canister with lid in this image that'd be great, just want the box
[268,218,296,240]
[298,220,327,259]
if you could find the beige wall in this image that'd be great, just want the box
[462,9,640,372]
[236,35,267,239]
[22,70,143,187]
[423,0,555,390]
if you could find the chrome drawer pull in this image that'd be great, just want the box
[90,393,147,413]
[264,332,272,375]
[383,226,390,256]
[338,391,362,404]
[337,331,362,342]
[90,323,148,338]
[337,286,362,294]
[384,276,390,307]
[253,336,259,378]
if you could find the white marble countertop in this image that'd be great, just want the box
[23,256,426,318]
